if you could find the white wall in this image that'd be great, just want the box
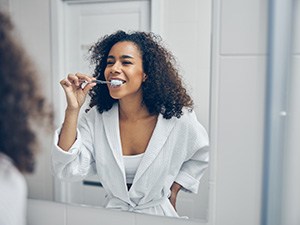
[7,0,54,201]
[209,0,267,224]
[160,0,211,219]
[161,0,211,130]
[281,1,300,224]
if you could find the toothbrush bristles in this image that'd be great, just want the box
[110,80,123,86]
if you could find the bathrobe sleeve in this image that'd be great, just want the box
[174,111,209,194]
[51,110,97,181]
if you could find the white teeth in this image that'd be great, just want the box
[110,80,124,87]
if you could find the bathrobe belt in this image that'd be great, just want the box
[106,196,167,212]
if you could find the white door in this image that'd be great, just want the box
[56,0,150,206]
[65,0,150,75]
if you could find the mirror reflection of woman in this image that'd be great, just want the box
[52,31,209,217]
[0,11,53,225]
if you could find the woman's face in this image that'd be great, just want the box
[104,41,145,100]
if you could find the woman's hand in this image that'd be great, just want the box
[169,182,182,211]
[60,73,96,111]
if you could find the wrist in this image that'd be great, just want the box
[171,182,182,194]
[65,107,80,114]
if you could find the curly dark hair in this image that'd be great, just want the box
[88,30,193,119]
[0,12,53,173]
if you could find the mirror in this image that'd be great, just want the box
[3,0,211,221]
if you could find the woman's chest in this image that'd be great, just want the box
[119,116,157,155]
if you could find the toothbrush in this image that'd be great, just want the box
[82,79,123,87]
[92,80,123,86]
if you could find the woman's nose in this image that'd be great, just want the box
[111,62,121,73]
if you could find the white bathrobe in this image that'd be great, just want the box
[0,153,27,225]
[52,104,209,217]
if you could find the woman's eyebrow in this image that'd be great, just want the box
[107,55,134,59]
[121,55,134,59]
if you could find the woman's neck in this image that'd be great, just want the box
[118,99,150,122]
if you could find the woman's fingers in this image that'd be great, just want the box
[63,73,93,87]
[74,73,94,85]
[73,73,97,93]
[67,73,80,87]
[59,73,97,109]
[60,78,71,87]
[83,82,96,94]
[60,73,95,89]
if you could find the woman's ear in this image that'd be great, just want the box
[143,73,147,82]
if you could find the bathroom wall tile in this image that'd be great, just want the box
[165,22,211,130]
[186,67,211,130]
[214,56,266,225]
[220,0,268,55]
[25,143,53,201]
[281,56,300,225]
[177,172,209,220]
[26,180,47,201]
[165,21,211,68]
[166,0,198,22]
[27,199,66,225]
[165,0,211,24]
[66,204,135,225]
[293,0,300,54]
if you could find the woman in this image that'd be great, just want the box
[52,30,209,217]
[0,11,52,225]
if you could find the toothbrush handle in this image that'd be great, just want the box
[80,79,109,89]
[91,80,109,84]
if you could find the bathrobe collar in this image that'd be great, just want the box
[102,104,176,189]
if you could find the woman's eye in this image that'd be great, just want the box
[106,61,114,65]
[122,61,132,65]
